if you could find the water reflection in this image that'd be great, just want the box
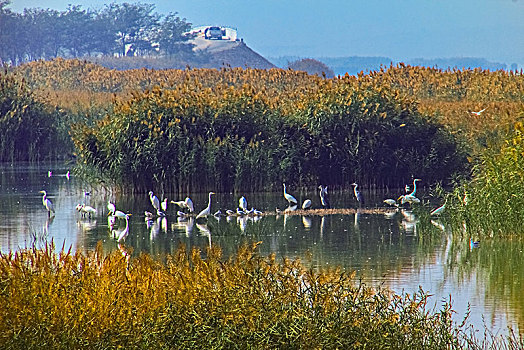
[0,163,522,336]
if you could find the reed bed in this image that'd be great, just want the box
[1,240,509,349]
[445,119,524,237]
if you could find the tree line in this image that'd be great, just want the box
[0,1,194,65]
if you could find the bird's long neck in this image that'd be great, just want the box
[207,193,213,209]
[410,180,417,196]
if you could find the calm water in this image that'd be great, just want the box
[0,162,522,336]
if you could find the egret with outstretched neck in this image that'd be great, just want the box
[39,190,55,217]
[196,192,215,219]
[283,183,297,205]
[351,183,363,205]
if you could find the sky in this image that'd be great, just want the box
[7,0,524,66]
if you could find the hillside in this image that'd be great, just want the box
[88,39,275,71]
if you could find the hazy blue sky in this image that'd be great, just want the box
[8,0,524,65]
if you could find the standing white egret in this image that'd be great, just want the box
[239,196,248,212]
[407,179,421,197]
[107,201,116,215]
[302,199,312,210]
[185,197,194,212]
[283,183,297,205]
[161,198,168,212]
[351,183,363,205]
[149,191,161,211]
[196,192,215,219]
[318,185,330,208]
[39,190,55,216]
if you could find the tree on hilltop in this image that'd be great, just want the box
[288,58,335,78]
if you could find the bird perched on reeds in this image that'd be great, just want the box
[196,192,215,219]
[283,183,297,205]
[39,190,55,217]
[318,185,330,208]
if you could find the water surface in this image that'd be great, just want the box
[0,162,522,336]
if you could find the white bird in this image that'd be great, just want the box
[161,198,168,212]
[107,201,116,215]
[39,190,55,216]
[468,107,487,117]
[430,204,446,216]
[226,209,235,216]
[65,171,70,180]
[185,197,194,212]
[47,171,52,177]
[196,192,215,219]
[149,191,161,211]
[114,210,132,220]
[318,185,330,208]
[407,179,421,197]
[351,183,363,205]
[239,196,248,212]
[383,199,398,207]
[79,204,97,218]
[398,194,420,205]
[302,199,312,209]
[283,183,297,205]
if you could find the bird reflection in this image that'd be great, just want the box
[354,209,361,228]
[108,215,116,230]
[320,216,326,238]
[172,217,194,237]
[161,217,168,233]
[400,209,418,235]
[430,219,446,232]
[77,219,97,233]
[41,215,54,241]
[111,214,130,242]
[302,216,312,230]
[237,215,248,233]
[196,223,212,247]
[149,217,161,240]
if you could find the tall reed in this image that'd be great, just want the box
[2,241,513,349]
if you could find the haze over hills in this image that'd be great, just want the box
[269,56,514,76]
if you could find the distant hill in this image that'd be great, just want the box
[88,39,275,71]
[269,56,510,76]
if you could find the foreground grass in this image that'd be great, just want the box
[0,241,519,349]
